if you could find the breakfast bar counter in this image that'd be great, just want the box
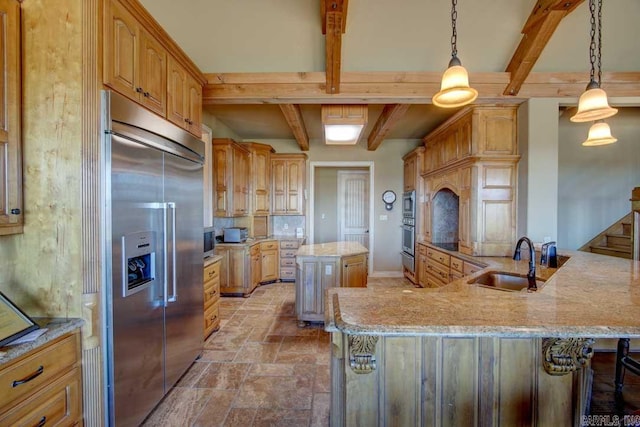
[325,250,640,427]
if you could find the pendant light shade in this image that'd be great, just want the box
[571,81,618,123]
[432,57,478,108]
[432,0,477,109]
[582,121,617,146]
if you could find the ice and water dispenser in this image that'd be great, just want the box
[122,231,156,297]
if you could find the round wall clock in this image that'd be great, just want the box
[382,190,396,211]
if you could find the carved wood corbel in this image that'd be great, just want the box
[348,334,378,374]
[542,337,595,376]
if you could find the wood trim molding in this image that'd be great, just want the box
[367,104,410,151]
[203,71,640,104]
[325,11,343,94]
[321,0,348,34]
[504,0,584,96]
[542,337,595,376]
[278,104,310,151]
[116,0,206,86]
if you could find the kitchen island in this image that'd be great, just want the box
[326,250,640,426]
[296,241,368,326]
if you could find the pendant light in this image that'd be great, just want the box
[570,0,617,122]
[582,120,617,146]
[432,0,477,108]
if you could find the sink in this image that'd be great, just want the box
[468,272,545,292]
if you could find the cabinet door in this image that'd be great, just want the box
[186,74,202,136]
[228,247,247,290]
[342,254,367,287]
[104,0,139,100]
[0,0,22,235]
[213,144,230,216]
[167,56,187,128]
[232,147,248,215]
[458,166,472,254]
[261,249,279,282]
[138,30,167,116]
[214,247,230,289]
[403,156,415,192]
[286,159,304,214]
[271,159,286,214]
[250,248,261,290]
[252,148,271,214]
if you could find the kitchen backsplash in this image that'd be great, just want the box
[272,215,305,236]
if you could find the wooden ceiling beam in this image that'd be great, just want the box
[504,0,584,96]
[322,0,348,94]
[279,104,310,151]
[202,71,640,104]
[367,104,410,151]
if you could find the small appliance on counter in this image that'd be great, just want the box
[223,227,248,243]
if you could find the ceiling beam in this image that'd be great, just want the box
[203,71,640,104]
[278,104,310,151]
[367,104,410,151]
[504,0,584,96]
[322,0,348,94]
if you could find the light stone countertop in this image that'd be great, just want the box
[0,317,83,365]
[204,254,223,267]
[296,241,369,257]
[326,250,640,338]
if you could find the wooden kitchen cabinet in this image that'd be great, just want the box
[403,146,424,192]
[104,0,167,116]
[260,240,279,283]
[0,331,82,426]
[271,153,307,215]
[0,0,22,235]
[420,243,487,288]
[167,56,202,135]
[244,142,275,216]
[212,138,250,217]
[279,239,301,282]
[203,259,221,338]
[342,254,367,288]
[250,243,261,293]
[417,243,428,288]
[216,244,258,297]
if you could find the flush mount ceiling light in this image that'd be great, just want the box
[322,105,368,145]
[582,120,617,146]
[571,0,617,123]
[432,0,477,108]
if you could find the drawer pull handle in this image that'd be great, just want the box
[37,416,47,427]
[12,365,44,387]
[209,291,217,297]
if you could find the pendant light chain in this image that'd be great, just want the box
[597,0,603,86]
[450,0,458,58]
[588,0,597,84]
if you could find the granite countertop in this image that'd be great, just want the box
[326,250,640,338]
[204,254,224,266]
[297,241,369,257]
[214,235,306,248]
[0,317,84,366]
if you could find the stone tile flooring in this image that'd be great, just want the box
[142,277,638,426]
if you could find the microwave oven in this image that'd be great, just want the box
[204,227,215,259]
[402,190,416,218]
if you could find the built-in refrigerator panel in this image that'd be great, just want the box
[102,90,204,427]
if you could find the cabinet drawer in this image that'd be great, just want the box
[204,300,220,337]
[280,240,299,250]
[450,257,464,273]
[280,267,296,280]
[450,271,464,281]
[464,262,484,276]
[203,261,220,283]
[425,261,449,284]
[280,249,297,258]
[426,247,450,267]
[250,244,260,256]
[204,280,220,307]
[0,333,79,412]
[280,257,296,268]
[418,244,428,256]
[260,241,278,251]
[0,367,81,427]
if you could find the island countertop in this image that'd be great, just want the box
[326,250,640,338]
[297,241,369,257]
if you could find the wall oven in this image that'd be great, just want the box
[403,190,416,218]
[402,219,415,255]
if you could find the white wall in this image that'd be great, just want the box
[558,108,640,249]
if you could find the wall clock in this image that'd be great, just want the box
[382,190,396,211]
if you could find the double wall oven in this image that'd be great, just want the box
[401,190,416,273]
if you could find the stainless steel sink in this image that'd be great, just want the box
[468,272,545,292]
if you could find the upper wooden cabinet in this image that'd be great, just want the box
[212,138,250,217]
[271,153,307,215]
[167,56,202,135]
[403,146,424,192]
[103,0,203,136]
[0,0,22,235]
[243,142,275,215]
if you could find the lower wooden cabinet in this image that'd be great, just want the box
[417,243,486,288]
[279,239,300,282]
[216,245,252,297]
[260,241,279,283]
[0,331,82,426]
[203,258,221,338]
[342,254,367,288]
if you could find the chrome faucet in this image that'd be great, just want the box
[513,237,537,291]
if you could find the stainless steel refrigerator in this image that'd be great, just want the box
[101,90,204,427]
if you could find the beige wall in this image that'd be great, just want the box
[558,108,640,249]
[314,168,339,244]
[0,0,84,317]
[250,138,420,275]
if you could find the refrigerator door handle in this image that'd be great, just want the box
[166,202,177,303]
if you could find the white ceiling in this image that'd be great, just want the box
[140,0,640,142]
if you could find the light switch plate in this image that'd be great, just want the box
[379,215,388,221]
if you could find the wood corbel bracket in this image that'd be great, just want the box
[542,337,595,376]
[348,334,379,374]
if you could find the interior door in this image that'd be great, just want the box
[337,170,369,248]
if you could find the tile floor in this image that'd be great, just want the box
[142,277,639,426]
